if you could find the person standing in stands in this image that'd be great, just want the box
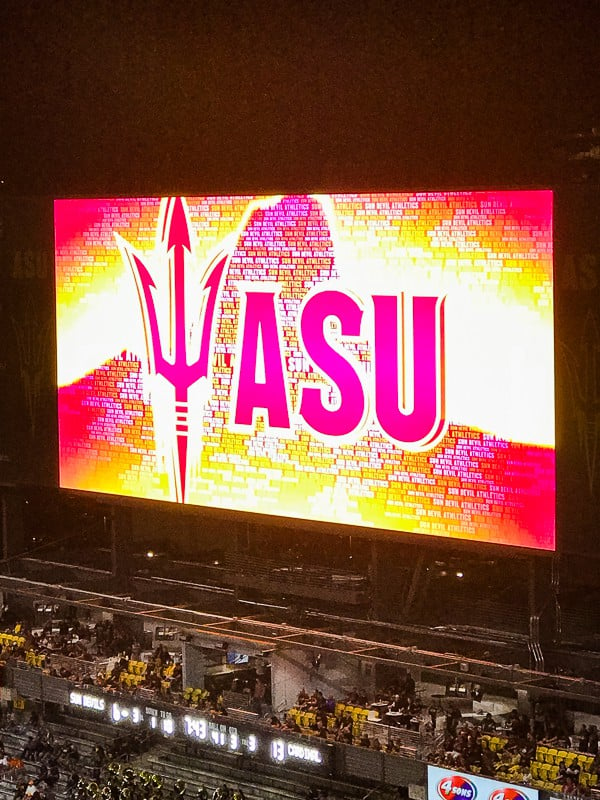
[566,757,581,786]
[588,725,599,755]
[482,713,496,733]
[558,758,568,784]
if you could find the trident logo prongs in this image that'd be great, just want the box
[117,197,227,502]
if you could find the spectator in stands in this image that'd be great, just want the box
[213,782,231,800]
[567,757,581,785]
[523,731,536,761]
[46,761,59,789]
[250,675,266,714]
[558,758,568,783]
[428,704,440,730]
[21,734,42,761]
[532,701,545,739]
[283,714,301,733]
[61,742,79,769]
[480,735,498,776]
[64,773,79,795]
[13,779,26,800]
[579,724,590,752]
[464,733,482,770]
[507,709,524,739]
[481,712,496,733]
[389,694,403,712]
[335,715,353,744]
[588,725,599,755]
[403,671,416,702]
[446,705,462,736]
[297,687,309,706]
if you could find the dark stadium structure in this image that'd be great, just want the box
[1,6,600,797]
[0,179,597,800]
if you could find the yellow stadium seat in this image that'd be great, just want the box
[530,763,539,780]
[537,764,549,781]
[546,748,558,764]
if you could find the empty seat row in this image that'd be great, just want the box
[183,687,210,704]
[531,760,598,787]
[0,632,25,649]
[334,703,370,722]
[535,745,596,768]
[481,734,509,752]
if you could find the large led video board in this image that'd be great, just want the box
[55,192,555,549]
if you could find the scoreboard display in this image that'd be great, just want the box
[55,191,555,550]
[68,689,332,774]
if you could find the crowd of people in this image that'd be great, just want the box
[3,615,600,798]
[0,619,237,721]
[424,707,600,796]
[266,683,600,797]
[0,713,358,800]
[61,763,248,800]
[2,719,164,800]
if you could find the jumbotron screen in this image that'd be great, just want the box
[55,192,555,550]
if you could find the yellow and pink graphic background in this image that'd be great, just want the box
[55,191,555,550]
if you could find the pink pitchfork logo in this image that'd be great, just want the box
[117,197,227,502]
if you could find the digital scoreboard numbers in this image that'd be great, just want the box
[183,713,257,754]
[68,691,331,773]
[55,192,555,550]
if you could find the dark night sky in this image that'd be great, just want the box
[1,0,599,196]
